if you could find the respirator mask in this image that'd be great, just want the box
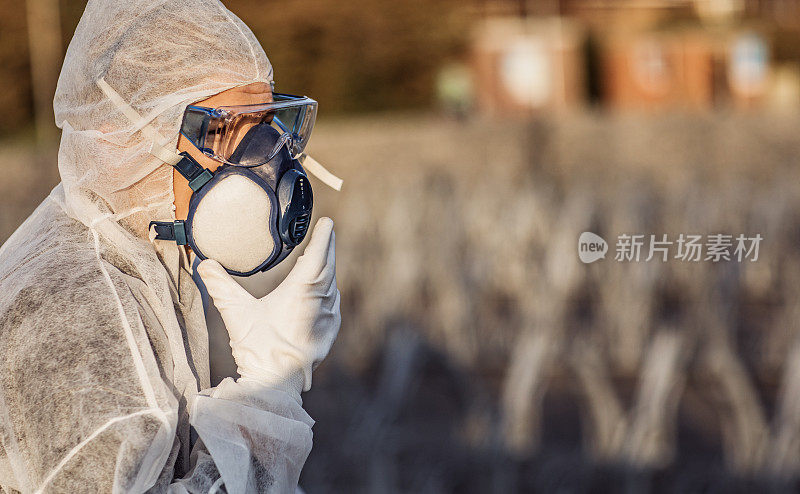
[140,91,340,276]
[94,79,341,276]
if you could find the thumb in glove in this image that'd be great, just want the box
[198,218,341,402]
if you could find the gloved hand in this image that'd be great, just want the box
[197,217,341,404]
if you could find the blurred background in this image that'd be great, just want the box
[4,0,800,492]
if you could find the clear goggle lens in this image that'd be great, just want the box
[180,93,317,167]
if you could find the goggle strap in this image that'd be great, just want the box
[149,141,184,166]
[98,78,171,153]
[301,154,343,191]
[149,220,187,246]
[97,78,154,138]
[96,78,206,174]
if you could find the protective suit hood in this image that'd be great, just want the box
[54,0,273,240]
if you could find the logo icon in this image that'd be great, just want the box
[578,232,608,264]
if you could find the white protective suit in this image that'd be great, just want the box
[0,0,321,492]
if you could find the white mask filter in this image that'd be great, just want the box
[190,173,276,274]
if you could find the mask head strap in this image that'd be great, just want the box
[149,220,187,245]
[173,152,214,191]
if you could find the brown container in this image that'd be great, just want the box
[472,17,586,116]
[601,30,716,111]
[599,27,772,111]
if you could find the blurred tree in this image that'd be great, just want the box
[26,0,62,143]
[0,0,34,137]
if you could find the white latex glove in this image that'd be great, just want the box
[197,217,341,404]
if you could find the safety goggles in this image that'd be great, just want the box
[180,93,317,167]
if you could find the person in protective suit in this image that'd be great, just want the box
[0,0,340,492]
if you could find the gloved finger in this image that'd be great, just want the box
[289,217,335,282]
[321,273,339,309]
[325,230,336,275]
[197,259,255,306]
[315,231,337,293]
[327,286,342,327]
[310,229,337,290]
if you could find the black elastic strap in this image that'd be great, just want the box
[149,220,188,246]
[174,152,214,191]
